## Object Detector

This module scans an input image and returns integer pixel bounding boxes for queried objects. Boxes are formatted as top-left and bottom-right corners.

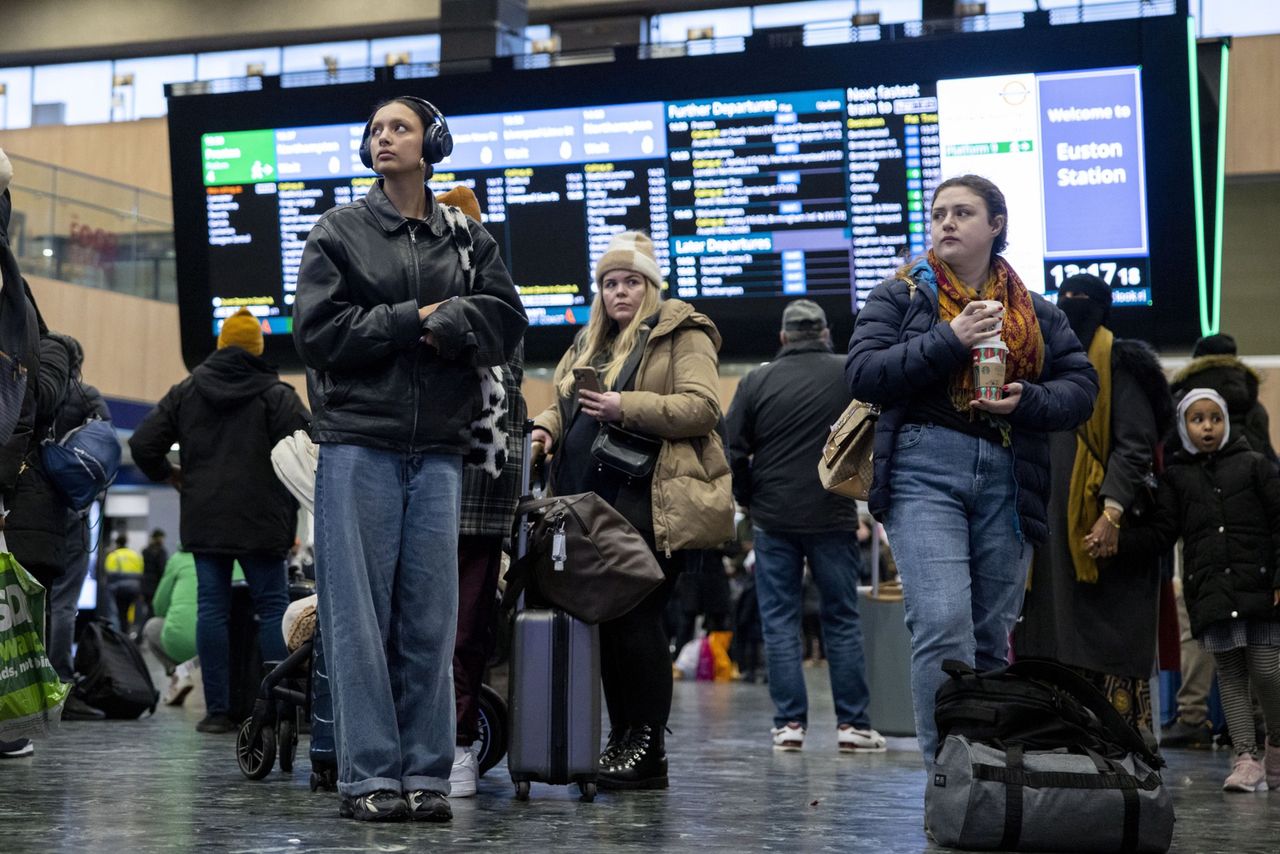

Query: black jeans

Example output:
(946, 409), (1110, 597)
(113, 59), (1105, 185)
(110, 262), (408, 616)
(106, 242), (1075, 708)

(600, 552), (678, 730)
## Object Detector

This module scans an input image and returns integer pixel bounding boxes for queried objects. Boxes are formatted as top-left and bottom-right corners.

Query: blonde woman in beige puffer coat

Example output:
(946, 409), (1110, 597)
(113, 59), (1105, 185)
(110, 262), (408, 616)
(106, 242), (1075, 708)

(532, 230), (733, 792)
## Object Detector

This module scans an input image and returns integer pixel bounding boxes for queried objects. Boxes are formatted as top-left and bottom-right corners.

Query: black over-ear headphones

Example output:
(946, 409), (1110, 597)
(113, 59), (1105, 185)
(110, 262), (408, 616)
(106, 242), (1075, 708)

(358, 96), (454, 170)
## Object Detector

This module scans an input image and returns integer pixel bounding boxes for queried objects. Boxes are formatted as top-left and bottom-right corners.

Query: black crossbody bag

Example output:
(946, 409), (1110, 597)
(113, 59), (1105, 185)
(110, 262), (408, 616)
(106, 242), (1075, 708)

(589, 326), (661, 480)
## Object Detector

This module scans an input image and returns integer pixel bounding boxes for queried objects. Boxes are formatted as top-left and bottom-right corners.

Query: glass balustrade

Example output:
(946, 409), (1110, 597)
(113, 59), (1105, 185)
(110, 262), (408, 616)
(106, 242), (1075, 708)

(5, 153), (176, 302)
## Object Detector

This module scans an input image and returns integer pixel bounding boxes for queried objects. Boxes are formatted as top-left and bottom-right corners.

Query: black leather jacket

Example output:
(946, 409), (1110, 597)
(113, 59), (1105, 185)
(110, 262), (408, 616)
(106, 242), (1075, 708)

(293, 181), (526, 454)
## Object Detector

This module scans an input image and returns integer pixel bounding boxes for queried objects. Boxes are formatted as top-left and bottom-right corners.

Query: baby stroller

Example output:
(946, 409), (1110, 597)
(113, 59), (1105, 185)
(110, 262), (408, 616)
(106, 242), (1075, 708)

(233, 587), (336, 789)
(234, 631), (321, 785)
(234, 616), (510, 789)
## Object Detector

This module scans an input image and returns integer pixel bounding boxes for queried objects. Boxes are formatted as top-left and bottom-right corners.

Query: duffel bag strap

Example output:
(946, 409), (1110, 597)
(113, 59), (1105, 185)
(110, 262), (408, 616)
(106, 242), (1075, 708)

(941, 659), (975, 678)
(1005, 658), (1159, 766)
(999, 744), (1025, 851)
(1083, 748), (1142, 854)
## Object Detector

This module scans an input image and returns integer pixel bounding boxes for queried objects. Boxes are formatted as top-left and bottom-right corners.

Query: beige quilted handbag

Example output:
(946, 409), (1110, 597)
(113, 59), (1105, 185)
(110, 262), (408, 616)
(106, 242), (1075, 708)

(817, 398), (880, 501)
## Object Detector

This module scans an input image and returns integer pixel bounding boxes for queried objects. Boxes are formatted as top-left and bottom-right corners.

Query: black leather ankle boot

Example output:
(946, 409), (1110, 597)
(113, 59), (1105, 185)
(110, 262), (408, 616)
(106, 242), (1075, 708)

(599, 727), (630, 769)
(598, 724), (668, 790)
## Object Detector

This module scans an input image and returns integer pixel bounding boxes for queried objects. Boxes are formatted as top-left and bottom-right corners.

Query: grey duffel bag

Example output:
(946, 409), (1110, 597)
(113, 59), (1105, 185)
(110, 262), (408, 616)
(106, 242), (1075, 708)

(927, 736), (1174, 853)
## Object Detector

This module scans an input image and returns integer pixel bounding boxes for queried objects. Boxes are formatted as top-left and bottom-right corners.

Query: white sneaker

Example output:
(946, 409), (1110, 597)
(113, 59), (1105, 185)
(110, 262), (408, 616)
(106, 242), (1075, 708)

(163, 660), (196, 706)
(448, 744), (479, 798)
(838, 724), (887, 753)
(771, 722), (806, 751)
(0, 738), (34, 758)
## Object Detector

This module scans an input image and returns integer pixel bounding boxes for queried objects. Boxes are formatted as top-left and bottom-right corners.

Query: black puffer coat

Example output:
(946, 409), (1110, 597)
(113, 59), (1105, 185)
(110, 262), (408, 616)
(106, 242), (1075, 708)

(0, 191), (41, 497)
(129, 347), (309, 557)
(1120, 437), (1280, 636)
(3, 333), (80, 582)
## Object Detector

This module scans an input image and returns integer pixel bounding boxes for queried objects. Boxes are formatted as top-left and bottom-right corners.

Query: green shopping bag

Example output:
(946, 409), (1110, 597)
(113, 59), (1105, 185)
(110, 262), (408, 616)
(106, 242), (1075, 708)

(0, 550), (69, 738)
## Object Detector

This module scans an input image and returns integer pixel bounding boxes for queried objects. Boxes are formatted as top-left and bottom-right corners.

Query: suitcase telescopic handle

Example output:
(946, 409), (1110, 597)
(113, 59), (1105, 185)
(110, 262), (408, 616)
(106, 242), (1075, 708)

(514, 419), (538, 612)
(517, 419), (535, 561)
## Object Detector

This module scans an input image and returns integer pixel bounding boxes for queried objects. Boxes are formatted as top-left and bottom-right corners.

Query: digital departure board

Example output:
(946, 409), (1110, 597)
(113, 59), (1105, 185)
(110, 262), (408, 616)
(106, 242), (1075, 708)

(168, 14), (1202, 365)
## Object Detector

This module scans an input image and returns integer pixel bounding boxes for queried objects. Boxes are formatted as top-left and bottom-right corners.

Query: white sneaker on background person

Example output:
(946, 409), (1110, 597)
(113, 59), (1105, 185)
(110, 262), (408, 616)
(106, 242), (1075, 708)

(164, 659), (198, 706)
(771, 722), (806, 751)
(837, 724), (887, 753)
(0, 738), (34, 758)
(448, 743), (479, 797)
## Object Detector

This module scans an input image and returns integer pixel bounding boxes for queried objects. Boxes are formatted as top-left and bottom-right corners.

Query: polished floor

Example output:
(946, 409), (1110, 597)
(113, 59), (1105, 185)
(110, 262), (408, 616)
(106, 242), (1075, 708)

(2, 661), (1279, 853)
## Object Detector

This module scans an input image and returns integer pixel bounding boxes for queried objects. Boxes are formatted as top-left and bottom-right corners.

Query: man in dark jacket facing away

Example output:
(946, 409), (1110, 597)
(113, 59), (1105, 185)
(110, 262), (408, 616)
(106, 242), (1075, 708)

(141, 528), (169, 616)
(130, 308), (309, 733)
(726, 300), (885, 754)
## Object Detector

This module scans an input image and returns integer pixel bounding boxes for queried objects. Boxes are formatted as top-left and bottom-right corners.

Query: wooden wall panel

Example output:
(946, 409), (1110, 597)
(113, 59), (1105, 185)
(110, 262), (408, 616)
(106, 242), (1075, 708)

(1225, 35), (1280, 177)
(0, 119), (173, 197)
(26, 274), (187, 403)
(1218, 180), (1280, 356)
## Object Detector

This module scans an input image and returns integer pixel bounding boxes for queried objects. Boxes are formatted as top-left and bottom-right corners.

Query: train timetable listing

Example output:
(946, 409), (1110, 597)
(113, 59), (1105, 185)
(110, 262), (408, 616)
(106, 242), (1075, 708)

(431, 159), (668, 327)
(665, 90), (849, 300)
(846, 82), (940, 305)
(205, 177), (367, 325)
(204, 183), (284, 327)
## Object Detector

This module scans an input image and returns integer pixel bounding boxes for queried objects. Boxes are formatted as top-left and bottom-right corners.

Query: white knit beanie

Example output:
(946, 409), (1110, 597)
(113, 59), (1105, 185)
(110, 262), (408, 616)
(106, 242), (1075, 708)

(0, 147), (12, 195)
(594, 231), (662, 290)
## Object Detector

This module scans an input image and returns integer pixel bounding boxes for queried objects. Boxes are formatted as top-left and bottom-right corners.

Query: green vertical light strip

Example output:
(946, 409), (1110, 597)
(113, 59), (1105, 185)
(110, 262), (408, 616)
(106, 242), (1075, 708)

(1209, 42), (1229, 337)
(1186, 16), (1210, 337)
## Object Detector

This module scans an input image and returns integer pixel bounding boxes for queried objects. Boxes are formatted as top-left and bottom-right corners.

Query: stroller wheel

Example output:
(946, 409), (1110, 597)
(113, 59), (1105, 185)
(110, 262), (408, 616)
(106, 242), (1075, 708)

(579, 781), (597, 802)
(279, 709), (299, 773)
(236, 717), (277, 780)
(476, 683), (508, 777)
(310, 765), (338, 792)
(514, 780), (530, 801)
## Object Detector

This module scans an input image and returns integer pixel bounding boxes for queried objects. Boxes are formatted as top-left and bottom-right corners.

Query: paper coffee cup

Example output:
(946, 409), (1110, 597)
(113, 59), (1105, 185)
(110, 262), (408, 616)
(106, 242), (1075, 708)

(976, 299), (1004, 334)
(972, 340), (1008, 399)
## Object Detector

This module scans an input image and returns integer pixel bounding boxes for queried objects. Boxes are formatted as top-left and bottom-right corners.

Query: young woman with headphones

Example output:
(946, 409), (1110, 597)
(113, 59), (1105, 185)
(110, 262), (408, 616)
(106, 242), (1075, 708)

(293, 96), (527, 823)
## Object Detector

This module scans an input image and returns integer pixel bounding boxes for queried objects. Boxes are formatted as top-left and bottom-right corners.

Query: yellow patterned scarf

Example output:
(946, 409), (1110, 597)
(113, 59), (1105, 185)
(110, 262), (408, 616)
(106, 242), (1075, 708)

(931, 251), (1045, 413)
(1067, 326), (1113, 583)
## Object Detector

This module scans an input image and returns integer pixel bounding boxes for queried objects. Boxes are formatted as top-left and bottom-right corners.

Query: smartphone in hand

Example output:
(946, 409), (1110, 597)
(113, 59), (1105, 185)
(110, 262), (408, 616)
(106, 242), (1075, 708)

(573, 366), (603, 394)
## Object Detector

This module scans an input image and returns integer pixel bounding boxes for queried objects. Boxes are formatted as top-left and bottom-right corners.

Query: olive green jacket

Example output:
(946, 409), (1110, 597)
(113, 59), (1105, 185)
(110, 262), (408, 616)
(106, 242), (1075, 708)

(536, 299), (734, 555)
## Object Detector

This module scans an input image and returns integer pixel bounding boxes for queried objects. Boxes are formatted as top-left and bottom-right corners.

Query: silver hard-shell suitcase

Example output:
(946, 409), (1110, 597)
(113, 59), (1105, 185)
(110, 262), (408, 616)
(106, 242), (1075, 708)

(507, 421), (601, 802)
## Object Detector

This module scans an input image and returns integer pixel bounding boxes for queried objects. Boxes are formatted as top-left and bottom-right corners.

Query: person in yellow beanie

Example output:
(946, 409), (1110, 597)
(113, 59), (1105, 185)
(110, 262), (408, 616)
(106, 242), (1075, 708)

(217, 307), (265, 356)
(130, 302), (308, 735)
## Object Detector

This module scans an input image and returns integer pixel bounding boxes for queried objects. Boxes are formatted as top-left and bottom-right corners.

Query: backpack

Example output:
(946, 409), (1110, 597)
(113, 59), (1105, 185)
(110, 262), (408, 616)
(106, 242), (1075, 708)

(73, 620), (159, 719)
(926, 658), (1174, 853)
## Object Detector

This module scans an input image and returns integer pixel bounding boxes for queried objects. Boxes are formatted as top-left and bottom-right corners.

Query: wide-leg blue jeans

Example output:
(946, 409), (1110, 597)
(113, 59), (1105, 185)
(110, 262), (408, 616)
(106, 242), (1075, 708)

(314, 443), (461, 798)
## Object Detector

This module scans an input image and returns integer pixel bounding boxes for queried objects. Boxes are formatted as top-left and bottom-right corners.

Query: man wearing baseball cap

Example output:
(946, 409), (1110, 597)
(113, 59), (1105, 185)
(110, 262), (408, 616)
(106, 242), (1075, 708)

(726, 299), (885, 754)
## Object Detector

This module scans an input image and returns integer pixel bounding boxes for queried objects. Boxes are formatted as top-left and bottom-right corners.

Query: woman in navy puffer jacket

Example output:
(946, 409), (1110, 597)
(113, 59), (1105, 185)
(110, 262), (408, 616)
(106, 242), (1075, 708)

(846, 175), (1098, 767)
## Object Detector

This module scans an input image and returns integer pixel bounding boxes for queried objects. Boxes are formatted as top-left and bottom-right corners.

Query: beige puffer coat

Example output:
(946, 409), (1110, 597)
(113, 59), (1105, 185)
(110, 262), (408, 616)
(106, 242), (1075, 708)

(535, 299), (734, 555)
